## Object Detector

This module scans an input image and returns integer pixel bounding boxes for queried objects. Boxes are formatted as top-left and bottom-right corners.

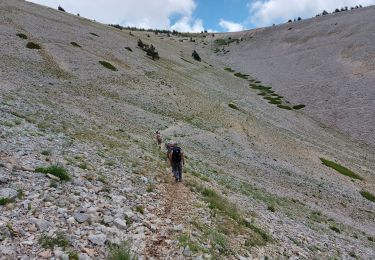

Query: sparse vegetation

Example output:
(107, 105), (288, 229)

(125, 47), (132, 52)
(90, 32), (99, 37)
(228, 102), (239, 110)
(224, 67), (235, 72)
(201, 188), (240, 221)
(39, 232), (69, 249)
(329, 225), (340, 233)
(360, 191), (375, 202)
(293, 104), (306, 110)
(26, 42), (41, 49)
(70, 42), (81, 47)
(0, 197), (12, 206)
(35, 164), (70, 181)
(99, 61), (117, 71)
(277, 104), (292, 110)
(16, 33), (28, 39)
(234, 72), (249, 79)
(135, 205), (144, 214)
(320, 158), (362, 180)
(41, 150), (51, 156)
(108, 241), (134, 260)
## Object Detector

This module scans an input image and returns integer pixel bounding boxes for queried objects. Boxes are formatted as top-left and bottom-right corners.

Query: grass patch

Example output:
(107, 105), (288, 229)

(228, 102), (239, 110)
(78, 162), (88, 170)
(277, 104), (292, 110)
(16, 33), (28, 39)
(234, 72), (249, 79)
(224, 67), (235, 72)
(35, 164), (70, 181)
(70, 42), (81, 47)
(108, 241), (133, 260)
(201, 188), (240, 221)
(90, 32), (99, 37)
(135, 205), (144, 214)
(360, 191), (375, 202)
(146, 185), (154, 193)
(320, 158), (362, 180)
(99, 61), (117, 71)
(41, 150), (51, 156)
(293, 104), (306, 110)
(329, 226), (340, 233)
(0, 197), (13, 206)
(26, 42), (41, 49)
(39, 232), (69, 250)
(267, 205), (276, 212)
(178, 234), (206, 253)
(268, 99), (282, 105)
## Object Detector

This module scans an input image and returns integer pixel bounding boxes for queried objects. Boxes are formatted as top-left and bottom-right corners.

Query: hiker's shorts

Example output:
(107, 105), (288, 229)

(172, 162), (182, 180)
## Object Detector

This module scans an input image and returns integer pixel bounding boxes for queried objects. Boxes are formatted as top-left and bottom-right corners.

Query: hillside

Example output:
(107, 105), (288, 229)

(0, 0), (374, 259)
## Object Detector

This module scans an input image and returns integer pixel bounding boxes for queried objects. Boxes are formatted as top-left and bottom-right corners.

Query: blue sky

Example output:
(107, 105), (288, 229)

(28, 0), (375, 32)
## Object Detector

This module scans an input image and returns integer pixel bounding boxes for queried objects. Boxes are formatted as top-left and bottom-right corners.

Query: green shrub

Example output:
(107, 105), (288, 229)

(108, 241), (133, 260)
(26, 42), (41, 49)
(70, 42), (81, 47)
(228, 102), (239, 110)
(268, 99), (282, 105)
(267, 205), (276, 212)
(90, 32), (99, 37)
(277, 105), (292, 110)
(329, 226), (340, 233)
(293, 104), (306, 110)
(35, 164), (70, 181)
(0, 197), (12, 206)
(234, 72), (248, 79)
(99, 61), (117, 71)
(224, 68), (235, 72)
(320, 158), (362, 180)
(360, 191), (375, 202)
(16, 33), (28, 39)
(39, 232), (69, 249)
(41, 150), (51, 156)
(192, 50), (201, 61)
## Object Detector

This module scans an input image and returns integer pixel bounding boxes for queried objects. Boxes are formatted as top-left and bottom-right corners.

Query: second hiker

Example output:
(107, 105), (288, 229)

(168, 142), (185, 182)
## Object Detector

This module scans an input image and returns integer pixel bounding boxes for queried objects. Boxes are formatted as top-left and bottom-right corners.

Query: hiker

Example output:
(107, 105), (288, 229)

(168, 143), (185, 182)
(155, 131), (162, 147)
(165, 140), (175, 166)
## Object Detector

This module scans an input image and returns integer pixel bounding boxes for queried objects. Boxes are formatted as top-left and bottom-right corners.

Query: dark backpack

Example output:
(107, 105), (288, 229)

(171, 147), (182, 163)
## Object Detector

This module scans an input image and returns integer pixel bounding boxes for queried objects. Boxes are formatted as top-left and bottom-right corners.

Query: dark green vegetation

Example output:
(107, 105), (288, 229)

(360, 191), (375, 202)
(90, 32), (99, 37)
(214, 37), (239, 46)
(26, 42), (41, 49)
(0, 197), (12, 206)
(202, 188), (240, 221)
(293, 104), (306, 110)
(125, 47), (132, 52)
(16, 33), (28, 39)
(329, 226), (341, 233)
(41, 150), (51, 156)
(277, 104), (292, 110)
(39, 232), (69, 249)
(228, 102), (239, 110)
(137, 39), (159, 60)
(108, 241), (133, 260)
(234, 72), (249, 79)
(35, 164), (70, 181)
(99, 61), (118, 71)
(224, 67), (235, 72)
(70, 42), (81, 47)
(320, 158), (363, 180)
(192, 50), (201, 61)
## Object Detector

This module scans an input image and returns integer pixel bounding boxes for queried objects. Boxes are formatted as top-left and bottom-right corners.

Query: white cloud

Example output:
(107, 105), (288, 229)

(219, 19), (245, 32)
(27, 0), (203, 31)
(171, 16), (204, 32)
(248, 0), (375, 27)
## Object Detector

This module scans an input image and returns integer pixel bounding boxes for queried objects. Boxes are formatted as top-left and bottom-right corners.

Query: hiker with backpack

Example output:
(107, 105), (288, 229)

(168, 142), (185, 182)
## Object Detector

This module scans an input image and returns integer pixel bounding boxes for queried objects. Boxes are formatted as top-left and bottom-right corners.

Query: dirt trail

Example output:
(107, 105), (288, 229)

(144, 168), (195, 259)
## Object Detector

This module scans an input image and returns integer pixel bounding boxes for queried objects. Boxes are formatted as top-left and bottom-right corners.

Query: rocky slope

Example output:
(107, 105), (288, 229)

(1, 0), (374, 259)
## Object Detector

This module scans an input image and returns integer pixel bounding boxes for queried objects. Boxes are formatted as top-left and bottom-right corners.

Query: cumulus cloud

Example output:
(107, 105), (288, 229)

(248, 0), (375, 27)
(219, 19), (245, 32)
(27, 0), (203, 31)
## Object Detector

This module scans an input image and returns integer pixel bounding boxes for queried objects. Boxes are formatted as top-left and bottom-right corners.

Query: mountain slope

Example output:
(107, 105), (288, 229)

(0, 0), (374, 259)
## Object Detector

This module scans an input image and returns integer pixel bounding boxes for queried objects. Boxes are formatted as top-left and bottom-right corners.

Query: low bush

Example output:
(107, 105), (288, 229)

(58, 6), (66, 12)
(16, 33), (28, 39)
(108, 241), (133, 260)
(26, 42), (41, 49)
(234, 72), (248, 79)
(320, 158), (362, 180)
(360, 191), (375, 202)
(224, 68), (235, 72)
(293, 104), (306, 110)
(35, 164), (70, 181)
(90, 32), (99, 37)
(277, 105), (292, 110)
(192, 50), (201, 61)
(329, 226), (340, 233)
(228, 102), (239, 110)
(99, 61), (117, 71)
(125, 47), (132, 52)
(70, 42), (81, 47)
(39, 232), (69, 249)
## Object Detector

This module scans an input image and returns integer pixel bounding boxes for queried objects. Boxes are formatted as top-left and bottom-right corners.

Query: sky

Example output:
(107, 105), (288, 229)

(27, 0), (375, 32)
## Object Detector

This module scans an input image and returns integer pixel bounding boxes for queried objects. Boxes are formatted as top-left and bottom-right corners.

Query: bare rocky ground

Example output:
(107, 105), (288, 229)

(0, 0), (375, 259)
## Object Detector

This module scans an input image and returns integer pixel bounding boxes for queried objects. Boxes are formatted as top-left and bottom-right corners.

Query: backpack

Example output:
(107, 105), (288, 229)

(171, 147), (182, 163)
